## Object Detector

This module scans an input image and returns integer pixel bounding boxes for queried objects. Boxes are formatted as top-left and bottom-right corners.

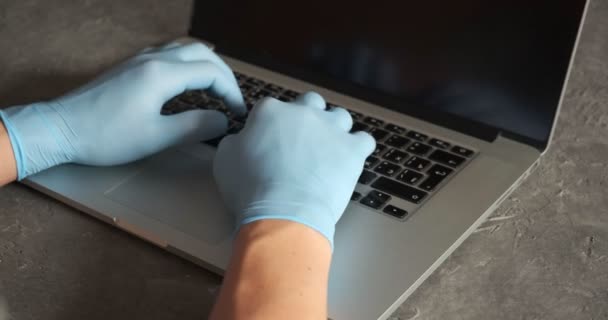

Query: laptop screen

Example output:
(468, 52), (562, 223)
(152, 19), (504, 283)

(190, 0), (587, 149)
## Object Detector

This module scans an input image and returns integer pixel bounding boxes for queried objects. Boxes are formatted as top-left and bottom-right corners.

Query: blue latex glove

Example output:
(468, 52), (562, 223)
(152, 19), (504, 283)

(0, 42), (246, 180)
(213, 93), (376, 246)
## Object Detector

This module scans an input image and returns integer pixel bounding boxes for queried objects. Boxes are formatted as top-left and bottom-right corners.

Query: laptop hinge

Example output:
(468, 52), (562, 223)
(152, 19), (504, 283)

(499, 130), (544, 151)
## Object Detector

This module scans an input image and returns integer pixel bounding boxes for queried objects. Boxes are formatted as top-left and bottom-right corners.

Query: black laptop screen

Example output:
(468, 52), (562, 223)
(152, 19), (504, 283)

(190, 0), (587, 148)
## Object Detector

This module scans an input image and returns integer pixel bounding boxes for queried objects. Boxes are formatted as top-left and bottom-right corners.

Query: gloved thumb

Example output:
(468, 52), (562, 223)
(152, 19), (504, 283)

(159, 109), (228, 146)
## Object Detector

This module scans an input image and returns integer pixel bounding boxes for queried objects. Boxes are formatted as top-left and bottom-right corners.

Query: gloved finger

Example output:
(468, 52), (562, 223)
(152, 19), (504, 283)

(294, 91), (326, 110)
(158, 60), (246, 115)
(245, 96), (278, 126)
(160, 41), (183, 50)
(326, 107), (353, 132)
(159, 109), (228, 146)
(212, 134), (241, 212)
(139, 42), (182, 54)
(161, 43), (239, 87)
(166, 42), (225, 64)
(139, 46), (156, 54)
(216, 133), (238, 152)
(350, 131), (377, 157)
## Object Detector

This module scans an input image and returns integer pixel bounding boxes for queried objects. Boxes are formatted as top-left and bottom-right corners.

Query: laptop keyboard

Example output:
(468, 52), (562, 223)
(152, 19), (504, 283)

(162, 72), (477, 221)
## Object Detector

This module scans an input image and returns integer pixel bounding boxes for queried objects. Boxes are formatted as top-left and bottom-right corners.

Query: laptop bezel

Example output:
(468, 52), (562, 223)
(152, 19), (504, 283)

(187, 1), (588, 152)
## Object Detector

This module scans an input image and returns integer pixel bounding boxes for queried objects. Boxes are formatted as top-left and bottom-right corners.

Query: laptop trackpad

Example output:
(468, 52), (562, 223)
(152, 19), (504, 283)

(104, 148), (233, 245)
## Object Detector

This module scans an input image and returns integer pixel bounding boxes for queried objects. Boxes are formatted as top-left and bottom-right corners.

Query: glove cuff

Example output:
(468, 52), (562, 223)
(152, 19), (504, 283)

(236, 185), (339, 248)
(0, 103), (74, 179)
(0, 109), (27, 180)
(240, 215), (335, 249)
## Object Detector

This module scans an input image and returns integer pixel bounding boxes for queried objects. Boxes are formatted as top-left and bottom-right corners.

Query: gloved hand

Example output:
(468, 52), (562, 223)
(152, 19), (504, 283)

(213, 92), (376, 247)
(0, 42), (245, 180)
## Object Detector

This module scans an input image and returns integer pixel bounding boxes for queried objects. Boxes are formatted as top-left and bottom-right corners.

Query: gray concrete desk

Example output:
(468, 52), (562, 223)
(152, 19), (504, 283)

(0, 1), (607, 319)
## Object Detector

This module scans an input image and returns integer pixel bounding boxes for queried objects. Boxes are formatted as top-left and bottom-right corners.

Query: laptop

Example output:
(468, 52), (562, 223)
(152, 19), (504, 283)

(22, 1), (589, 319)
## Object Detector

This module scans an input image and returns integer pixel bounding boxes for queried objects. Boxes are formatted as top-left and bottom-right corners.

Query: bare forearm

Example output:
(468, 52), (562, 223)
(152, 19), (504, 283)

(0, 120), (17, 186)
(210, 220), (332, 320)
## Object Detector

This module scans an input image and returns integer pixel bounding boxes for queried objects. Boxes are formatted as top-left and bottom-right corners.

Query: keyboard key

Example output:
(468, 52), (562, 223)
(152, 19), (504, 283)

(283, 89), (299, 99)
(383, 205), (408, 218)
(360, 194), (383, 209)
(427, 164), (453, 177)
(369, 128), (389, 141)
(250, 89), (272, 100)
(269, 92), (283, 99)
(364, 116), (384, 127)
(245, 97), (256, 109)
(178, 90), (204, 105)
(207, 97), (227, 111)
(227, 121), (244, 134)
(383, 149), (408, 163)
(451, 145), (475, 157)
(160, 105), (176, 115)
(404, 156), (431, 171)
(165, 100), (194, 114)
(247, 92), (264, 101)
(278, 94), (292, 102)
(374, 161), (402, 177)
(396, 169), (424, 185)
(385, 135), (410, 148)
(406, 142), (432, 155)
(232, 113), (248, 123)
(419, 164), (453, 191)
(197, 92), (211, 104)
(351, 192), (362, 201)
(244, 91), (257, 99)
(351, 122), (369, 133)
(373, 144), (387, 156)
(358, 170), (377, 185)
(238, 75), (248, 81)
(419, 178), (443, 192)
(248, 78), (265, 86)
(240, 82), (255, 92)
(264, 83), (283, 93)
(234, 72), (246, 82)
(365, 156), (379, 169)
(213, 102), (228, 112)
(360, 190), (391, 209)
(429, 150), (466, 168)
(385, 124), (406, 135)
(371, 177), (428, 204)
(347, 109), (364, 119)
(428, 138), (451, 149)
(368, 190), (391, 203)
(278, 90), (298, 102)
(406, 131), (428, 141)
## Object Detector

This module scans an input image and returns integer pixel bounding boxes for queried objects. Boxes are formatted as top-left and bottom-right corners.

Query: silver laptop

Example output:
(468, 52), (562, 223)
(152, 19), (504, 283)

(22, 1), (589, 319)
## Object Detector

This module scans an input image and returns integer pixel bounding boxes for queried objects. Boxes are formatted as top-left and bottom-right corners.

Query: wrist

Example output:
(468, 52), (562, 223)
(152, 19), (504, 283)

(237, 219), (333, 253)
(211, 220), (331, 319)
(0, 119), (18, 184)
(234, 220), (333, 290)
(238, 184), (339, 246)
(0, 102), (74, 179)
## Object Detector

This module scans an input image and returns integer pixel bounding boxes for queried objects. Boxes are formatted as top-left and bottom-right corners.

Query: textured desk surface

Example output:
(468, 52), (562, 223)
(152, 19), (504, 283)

(0, 1), (607, 319)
